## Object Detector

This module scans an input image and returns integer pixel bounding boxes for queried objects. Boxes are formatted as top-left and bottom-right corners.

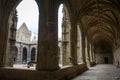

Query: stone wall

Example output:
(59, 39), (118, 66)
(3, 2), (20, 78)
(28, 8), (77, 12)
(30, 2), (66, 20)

(15, 42), (37, 63)
(95, 53), (113, 64)
(0, 63), (88, 80)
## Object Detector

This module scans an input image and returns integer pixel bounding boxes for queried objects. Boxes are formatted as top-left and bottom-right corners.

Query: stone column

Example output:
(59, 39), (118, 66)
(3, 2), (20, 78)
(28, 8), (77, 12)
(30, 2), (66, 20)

(5, 10), (18, 67)
(85, 37), (90, 66)
(0, 0), (22, 67)
(87, 41), (91, 64)
(82, 36), (86, 63)
(77, 27), (82, 63)
(91, 45), (94, 62)
(85, 37), (88, 63)
(62, 6), (71, 66)
(89, 44), (93, 62)
(36, 0), (59, 70)
(0, 13), (10, 67)
(5, 41), (16, 67)
(93, 48), (96, 62)
(70, 22), (78, 65)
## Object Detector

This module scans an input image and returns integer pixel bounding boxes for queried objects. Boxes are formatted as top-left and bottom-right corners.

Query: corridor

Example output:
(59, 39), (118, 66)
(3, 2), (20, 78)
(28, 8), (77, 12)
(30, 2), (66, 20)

(72, 64), (120, 80)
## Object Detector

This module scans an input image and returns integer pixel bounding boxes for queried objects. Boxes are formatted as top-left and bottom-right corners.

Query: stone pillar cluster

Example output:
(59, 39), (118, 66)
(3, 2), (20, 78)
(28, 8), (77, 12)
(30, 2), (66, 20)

(5, 10), (18, 67)
(62, 6), (71, 66)
(77, 26), (83, 63)
(36, 0), (59, 70)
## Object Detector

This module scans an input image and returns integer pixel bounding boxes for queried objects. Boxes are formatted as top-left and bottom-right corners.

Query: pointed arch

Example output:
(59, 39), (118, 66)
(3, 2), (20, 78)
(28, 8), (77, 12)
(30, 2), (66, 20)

(5, 0), (39, 68)
(22, 47), (27, 63)
(31, 47), (36, 61)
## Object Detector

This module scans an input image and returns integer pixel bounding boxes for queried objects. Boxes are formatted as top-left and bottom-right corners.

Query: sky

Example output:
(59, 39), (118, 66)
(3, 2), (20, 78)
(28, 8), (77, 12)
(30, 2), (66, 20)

(16, 0), (63, 38)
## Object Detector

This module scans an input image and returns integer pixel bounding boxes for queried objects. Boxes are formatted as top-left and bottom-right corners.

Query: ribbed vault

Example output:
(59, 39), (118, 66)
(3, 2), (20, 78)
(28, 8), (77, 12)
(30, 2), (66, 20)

(65, 0), (120, 48)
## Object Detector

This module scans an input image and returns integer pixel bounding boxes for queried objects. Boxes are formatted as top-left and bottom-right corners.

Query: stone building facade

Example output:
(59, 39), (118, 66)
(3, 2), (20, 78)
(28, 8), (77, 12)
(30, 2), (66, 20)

(5, 10), (38, 66)
(14, 23), (38, 64)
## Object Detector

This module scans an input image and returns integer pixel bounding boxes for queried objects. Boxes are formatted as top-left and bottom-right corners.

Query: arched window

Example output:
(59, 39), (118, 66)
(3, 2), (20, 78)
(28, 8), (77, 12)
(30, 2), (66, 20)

(31, 47), (36, 61)
(22, 47), (27, 63)
(6, 0), (39, 69)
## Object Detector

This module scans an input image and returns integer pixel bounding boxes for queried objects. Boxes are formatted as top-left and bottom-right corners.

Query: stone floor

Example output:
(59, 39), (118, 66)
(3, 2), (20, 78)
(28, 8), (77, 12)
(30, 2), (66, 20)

(72, 64), (120, 80)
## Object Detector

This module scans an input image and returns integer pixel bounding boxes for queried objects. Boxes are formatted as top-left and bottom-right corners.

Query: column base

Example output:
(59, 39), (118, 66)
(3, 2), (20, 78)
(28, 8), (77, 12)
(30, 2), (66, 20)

(90, 62), (96, 67)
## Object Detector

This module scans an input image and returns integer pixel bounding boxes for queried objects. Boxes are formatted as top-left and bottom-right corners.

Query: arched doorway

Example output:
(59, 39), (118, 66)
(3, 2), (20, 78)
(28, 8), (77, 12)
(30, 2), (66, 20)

(22, 47), (27, 63)
(31, 47), (36, 61)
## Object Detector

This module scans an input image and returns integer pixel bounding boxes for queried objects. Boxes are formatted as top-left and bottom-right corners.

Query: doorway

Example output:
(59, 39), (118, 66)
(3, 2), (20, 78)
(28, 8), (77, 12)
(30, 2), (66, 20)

(104, 57), (109, 64)
(31, 47), (36, 61)
(23, 47), (27, 63)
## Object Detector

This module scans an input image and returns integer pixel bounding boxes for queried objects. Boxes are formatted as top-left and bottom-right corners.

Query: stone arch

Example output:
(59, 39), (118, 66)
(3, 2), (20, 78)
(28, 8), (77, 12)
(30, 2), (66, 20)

(5, 0), (39, 66)
(57, 1), (72, 20)
(31, 47), (36, 61)
(22, 47), (27, 63)
(10, 0), (39, 14)
(58, 4), (72, 66)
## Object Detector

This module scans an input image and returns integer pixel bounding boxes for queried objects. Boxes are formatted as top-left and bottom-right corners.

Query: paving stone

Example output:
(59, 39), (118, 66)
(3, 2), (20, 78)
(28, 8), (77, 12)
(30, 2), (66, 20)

(72, 64), (120, 80)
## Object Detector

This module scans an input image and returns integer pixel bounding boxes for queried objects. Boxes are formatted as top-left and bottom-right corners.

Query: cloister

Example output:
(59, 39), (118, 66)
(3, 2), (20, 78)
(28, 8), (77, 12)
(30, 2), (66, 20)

(0, 0), (120, 80)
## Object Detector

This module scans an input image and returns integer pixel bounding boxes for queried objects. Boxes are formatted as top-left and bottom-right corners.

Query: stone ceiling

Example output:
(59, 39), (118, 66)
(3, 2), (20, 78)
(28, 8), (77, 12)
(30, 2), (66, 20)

(66, 0), (120, 47)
